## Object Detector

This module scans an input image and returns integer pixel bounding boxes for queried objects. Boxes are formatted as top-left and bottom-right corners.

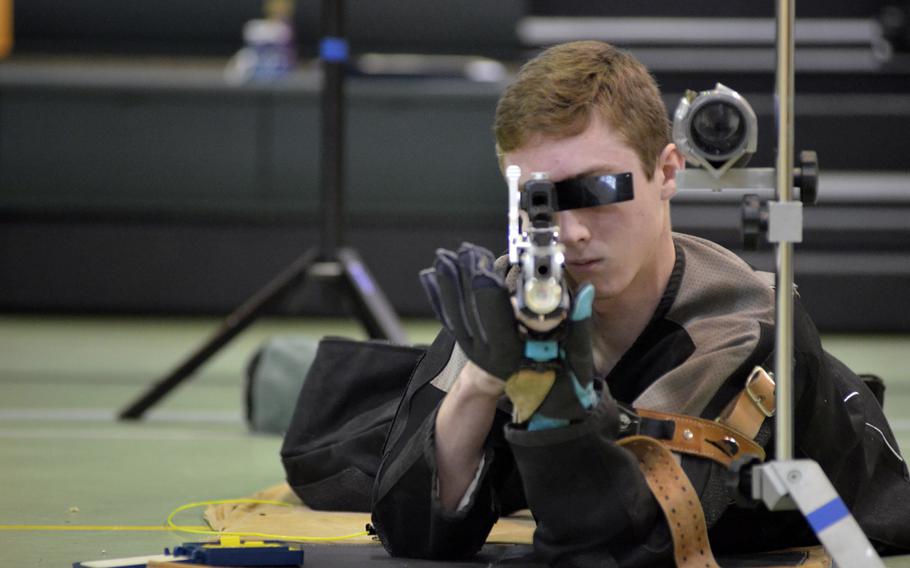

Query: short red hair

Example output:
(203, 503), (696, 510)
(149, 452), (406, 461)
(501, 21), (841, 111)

(494, 41), (670, 179)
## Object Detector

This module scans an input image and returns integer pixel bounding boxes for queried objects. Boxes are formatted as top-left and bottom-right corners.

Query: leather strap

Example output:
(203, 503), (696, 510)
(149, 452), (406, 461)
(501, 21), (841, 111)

(620, 435), (720, 568)
(635, 408), (766, 467)
(624, 366), (775, 468)
(622, 436), (834, 568)
(718, 366), (776, 439)
(620, 369), (832, 568)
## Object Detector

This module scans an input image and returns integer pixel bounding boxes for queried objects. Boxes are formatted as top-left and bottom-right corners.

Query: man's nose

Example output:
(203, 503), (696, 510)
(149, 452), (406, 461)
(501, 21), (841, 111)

(557, 210), (590, 245)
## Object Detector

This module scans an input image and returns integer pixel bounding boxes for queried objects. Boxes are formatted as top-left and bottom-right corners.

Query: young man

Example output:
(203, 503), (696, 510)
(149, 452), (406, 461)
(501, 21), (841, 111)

(370, 41), (910, 566)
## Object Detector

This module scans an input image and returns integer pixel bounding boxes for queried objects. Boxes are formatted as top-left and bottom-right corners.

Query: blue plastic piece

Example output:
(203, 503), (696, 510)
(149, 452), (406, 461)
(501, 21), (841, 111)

(171, 541), (304, 567)
(525, 340), (558, 362)
(570, 283), (595, 321)
(806, 497), (850, 534)
(320, 37), (348, 62)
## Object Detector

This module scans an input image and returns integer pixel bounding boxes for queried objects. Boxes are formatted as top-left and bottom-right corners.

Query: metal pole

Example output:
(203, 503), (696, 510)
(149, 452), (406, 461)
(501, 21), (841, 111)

(320, 0), (345, 260)
(774, 0), (796, 461)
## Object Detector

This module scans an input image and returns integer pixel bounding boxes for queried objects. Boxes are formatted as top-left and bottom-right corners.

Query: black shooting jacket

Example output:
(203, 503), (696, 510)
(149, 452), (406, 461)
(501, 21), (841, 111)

(370, 233), (910, 567)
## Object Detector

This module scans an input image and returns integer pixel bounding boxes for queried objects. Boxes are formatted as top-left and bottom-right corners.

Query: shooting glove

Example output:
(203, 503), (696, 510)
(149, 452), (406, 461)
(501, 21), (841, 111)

(420, 243), (524, 382)
(420, 243), (600, 429)
(517, 283), (599, 431)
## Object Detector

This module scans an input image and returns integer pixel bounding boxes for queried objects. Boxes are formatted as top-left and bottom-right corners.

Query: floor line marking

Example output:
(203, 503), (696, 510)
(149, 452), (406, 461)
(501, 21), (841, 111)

(0, 408), (243, 423)
(0, 524), (207, 532)
(0, 428), (260, 441)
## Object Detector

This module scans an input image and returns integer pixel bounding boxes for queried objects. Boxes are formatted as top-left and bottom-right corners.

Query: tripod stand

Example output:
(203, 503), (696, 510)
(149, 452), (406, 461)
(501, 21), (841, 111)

(119, 0), (407, 420)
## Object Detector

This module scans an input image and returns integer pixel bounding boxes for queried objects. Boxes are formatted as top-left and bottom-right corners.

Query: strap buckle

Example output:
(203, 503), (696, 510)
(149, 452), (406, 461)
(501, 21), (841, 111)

(618, 404), (679, 442)
(745, 366), (775, 418)
(617, 403), (642, 437)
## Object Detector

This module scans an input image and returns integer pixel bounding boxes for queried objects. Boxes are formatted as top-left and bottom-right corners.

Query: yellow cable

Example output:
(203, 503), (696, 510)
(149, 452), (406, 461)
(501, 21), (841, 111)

(166, 498), (371, 542)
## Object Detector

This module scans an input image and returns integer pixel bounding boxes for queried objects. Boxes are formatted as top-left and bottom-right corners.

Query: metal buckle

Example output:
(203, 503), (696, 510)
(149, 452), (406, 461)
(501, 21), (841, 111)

(745, 367), (775, 418)
(616, 404), (641, 437)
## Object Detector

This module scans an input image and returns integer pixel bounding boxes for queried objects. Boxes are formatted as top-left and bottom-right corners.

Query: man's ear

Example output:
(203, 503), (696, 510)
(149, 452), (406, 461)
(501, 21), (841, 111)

(656, 143), (685, 201)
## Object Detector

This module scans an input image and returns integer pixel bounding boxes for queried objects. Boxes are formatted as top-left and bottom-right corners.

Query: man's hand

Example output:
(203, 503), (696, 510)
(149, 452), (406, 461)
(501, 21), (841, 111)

(516, 283), (599, 430)
(420, 243), (600, 429)
(422, 243), (522, 510)
(420, 243), (524, 384)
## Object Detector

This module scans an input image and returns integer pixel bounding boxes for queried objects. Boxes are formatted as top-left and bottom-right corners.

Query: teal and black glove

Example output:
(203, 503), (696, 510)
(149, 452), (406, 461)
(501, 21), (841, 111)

(513, 283), (598, 430)
(420, 242), (600, 430)
(420, 243), (523, 381)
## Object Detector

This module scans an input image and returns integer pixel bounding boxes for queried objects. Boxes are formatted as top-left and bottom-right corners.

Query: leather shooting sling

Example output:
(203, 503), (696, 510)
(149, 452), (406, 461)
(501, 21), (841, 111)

(615, 367), (829, 568)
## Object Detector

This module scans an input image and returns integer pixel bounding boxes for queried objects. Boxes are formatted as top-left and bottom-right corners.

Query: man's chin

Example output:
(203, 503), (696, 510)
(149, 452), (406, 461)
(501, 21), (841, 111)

(591, 283), (624, 307)
(567, 269), (623, 302)
(566, 268), (602, 291)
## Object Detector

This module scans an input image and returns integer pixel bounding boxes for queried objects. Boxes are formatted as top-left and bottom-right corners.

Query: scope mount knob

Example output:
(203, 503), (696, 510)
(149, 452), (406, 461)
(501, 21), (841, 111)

(794, 150), (819, 205)
(741, 194), (769, 251)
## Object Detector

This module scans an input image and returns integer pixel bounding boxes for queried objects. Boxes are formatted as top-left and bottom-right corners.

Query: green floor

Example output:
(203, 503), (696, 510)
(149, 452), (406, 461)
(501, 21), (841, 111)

(1, 315), (909, 566)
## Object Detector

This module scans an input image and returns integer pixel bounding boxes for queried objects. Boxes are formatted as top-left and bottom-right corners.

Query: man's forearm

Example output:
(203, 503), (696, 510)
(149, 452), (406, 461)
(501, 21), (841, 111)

(434, 361), (503, 512)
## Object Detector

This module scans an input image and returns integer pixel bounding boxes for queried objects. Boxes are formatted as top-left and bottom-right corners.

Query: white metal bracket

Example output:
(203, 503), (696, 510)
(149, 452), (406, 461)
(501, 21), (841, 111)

(752, 460), (884, 567)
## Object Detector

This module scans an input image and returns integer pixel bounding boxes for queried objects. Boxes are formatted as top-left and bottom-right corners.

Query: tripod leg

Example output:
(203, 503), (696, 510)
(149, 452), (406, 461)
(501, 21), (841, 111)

(118, 248), (321, 420)
(338, 247), (409, 345)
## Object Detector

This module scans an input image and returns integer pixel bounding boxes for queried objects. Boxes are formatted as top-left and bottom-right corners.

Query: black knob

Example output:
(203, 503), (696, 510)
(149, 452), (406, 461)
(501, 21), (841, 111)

(725, 454), (763, 508)
(794, 150), (819, 205)
(741, 194), (768, 250)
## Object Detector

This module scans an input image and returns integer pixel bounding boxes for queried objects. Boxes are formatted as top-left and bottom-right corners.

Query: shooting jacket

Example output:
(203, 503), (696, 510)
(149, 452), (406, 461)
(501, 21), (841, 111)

(370, 233), (910, 567)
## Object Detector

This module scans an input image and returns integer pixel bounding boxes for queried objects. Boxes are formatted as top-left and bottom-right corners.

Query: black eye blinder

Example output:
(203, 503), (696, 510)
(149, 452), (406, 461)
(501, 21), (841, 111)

(553, 172), (635, 211)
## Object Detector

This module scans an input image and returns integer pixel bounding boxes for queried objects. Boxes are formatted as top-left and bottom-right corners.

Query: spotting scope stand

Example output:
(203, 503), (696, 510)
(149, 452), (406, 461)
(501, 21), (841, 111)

(119, 0), (408, 421)
(679, 147), (886, 568)
(677, 1), (885, 565)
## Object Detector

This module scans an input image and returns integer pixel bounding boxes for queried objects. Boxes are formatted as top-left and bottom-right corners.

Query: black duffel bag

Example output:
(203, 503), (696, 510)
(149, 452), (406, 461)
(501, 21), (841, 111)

(280, 336), (426, 512)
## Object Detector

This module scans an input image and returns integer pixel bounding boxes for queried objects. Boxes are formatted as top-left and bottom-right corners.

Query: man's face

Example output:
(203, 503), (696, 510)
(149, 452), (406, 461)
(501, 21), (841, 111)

(503, 116), (677, 310)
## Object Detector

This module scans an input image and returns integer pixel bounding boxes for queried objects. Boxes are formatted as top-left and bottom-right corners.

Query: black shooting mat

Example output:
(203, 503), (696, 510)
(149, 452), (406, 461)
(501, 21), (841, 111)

(296, 544), (539, 567)
(198, 543), (904, 566)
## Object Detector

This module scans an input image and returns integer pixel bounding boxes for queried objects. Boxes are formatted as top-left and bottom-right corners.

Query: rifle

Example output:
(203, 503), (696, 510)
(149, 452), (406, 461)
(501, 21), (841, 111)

(506, 165), (569, 337)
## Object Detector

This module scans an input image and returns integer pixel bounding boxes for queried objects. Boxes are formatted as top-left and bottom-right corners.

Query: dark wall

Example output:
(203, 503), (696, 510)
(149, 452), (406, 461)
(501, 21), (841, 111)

(1, 64), (909, 331)
(14, 0), (525, 58)
(529, 0), (891, 18)
(2, 3), (910, 331)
